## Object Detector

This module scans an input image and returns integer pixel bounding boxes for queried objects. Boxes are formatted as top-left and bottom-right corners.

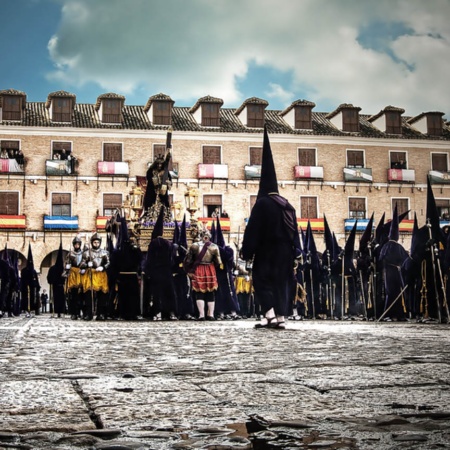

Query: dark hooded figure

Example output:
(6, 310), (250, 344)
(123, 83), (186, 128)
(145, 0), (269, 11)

(47, 242), (66, 317)
(21, 243), (40, 316)
(144, 206), (178, 320)
(214, 217), (241, 319)
(172, 215), (194, 319)
(0, 248), (10, 318)
(379, 206), (409, 321)
(241, 127), (301, 330)
(110, 217), (142, 320)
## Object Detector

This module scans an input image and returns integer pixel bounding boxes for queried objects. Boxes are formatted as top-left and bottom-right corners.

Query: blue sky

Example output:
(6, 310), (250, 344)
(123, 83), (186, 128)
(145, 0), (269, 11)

(1, 0), (449, 117)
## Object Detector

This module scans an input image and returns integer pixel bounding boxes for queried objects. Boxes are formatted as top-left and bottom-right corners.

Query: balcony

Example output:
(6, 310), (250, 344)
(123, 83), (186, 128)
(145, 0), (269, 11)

(0, 215), (26, 229)
(0, 159), (24, 174)
(343, 167), (373, 183)
(387, 169), (415, 183)
(428, 170), (450, 184)
(344, 218), (414, 233)
(44, 215), (79, 230)
(97, 161), (129, 176)
(244, 164), (261, 180)
(294, 166), (324, 180)
(45, 159), (76, 176)
(198, 164), (228, 179)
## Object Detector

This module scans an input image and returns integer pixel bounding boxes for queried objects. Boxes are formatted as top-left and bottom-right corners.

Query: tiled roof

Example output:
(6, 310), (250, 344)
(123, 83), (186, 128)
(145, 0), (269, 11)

(280, 100), (316, 116)
(326, 103), (362, 120)
(234, 97), (269, 115)
(45, 90), (76, 108)
(144, 93), (174, 112)
(95, 92), (126, 110)
(368, 105), (405, 122)
(0, 97), (449, 140)
(189, 95), (224, 114)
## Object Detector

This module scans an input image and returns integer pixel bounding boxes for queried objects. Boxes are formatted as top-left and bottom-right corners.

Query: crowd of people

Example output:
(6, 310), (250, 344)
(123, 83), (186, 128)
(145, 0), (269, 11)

(0, 147), (24, 167)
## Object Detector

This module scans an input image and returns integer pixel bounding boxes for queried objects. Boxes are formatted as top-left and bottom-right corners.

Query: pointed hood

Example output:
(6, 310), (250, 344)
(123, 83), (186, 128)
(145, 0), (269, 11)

(426, 175), (444, 245)
(54, 241), (65, 276)
(323, 215), (335, 264)
(173, 219), (180, 245)
(257, 126), (279, 199)
(27, 243), (34, 270)
(151, 206), (165, 240)
(388, 204), (399, 242)
(2, 243), (9, 263)
(345, 220), (358, 258)
(179, 214), (188, 249)
(359, 213), (374, 253)
(216, 217), (226, 248)
(210, 220), (217, 244)
(375, 212), (386, 245)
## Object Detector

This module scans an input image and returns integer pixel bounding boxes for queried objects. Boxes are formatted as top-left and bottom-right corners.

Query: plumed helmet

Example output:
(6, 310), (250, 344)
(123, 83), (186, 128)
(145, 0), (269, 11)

(200, 229), (211, 240)
(90, 232), (102, 245)
(72, 235), (82, 246)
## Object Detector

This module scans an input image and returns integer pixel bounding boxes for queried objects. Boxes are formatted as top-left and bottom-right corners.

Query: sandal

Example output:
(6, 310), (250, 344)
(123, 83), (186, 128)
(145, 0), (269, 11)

(254, 317), (277, 329)
(271, 321), (286, 330)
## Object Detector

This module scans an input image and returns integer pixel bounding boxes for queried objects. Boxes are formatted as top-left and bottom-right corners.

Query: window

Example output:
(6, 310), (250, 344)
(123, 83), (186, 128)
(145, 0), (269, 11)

(249, 147), (262, 165)
(386, 111), (402, 134)
(202, 104), (220, 127)
(392, 198), (409, 217)
(428, 114), (443, 136)
(390, 152), (407, 169)
(103, 194), (123, 216)
(343, 109), (359, 132)
(247, 105), (264, 128)
(436, 199), (450, 220)
(347, 150), (364, 168)
(153, 144), (166, 160)
(298, 148), (316, 166)
(295, 106), (312, 129)
(52, 193), (71, 216)
(2, 95), (21, 121)
(103, 99), (122, 124)
(1, 140), (20, 158)
(103, 143), (123, 162)
(203, 194), (222, 217)
(202, 146), (221, 164)
(153, 102), (171, 125)
(349, 198), (366, 219)
(52, 98), (72, 122)
(0, 191), (19, 215)
(432, 153), (448, 172)
(300, 197), (317, 219)
(52, 141), (72, 159)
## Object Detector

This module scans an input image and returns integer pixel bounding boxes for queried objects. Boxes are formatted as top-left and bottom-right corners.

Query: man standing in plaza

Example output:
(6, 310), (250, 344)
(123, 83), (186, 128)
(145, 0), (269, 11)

(241, 127), (301, 329)
(65, 235), (84, 319)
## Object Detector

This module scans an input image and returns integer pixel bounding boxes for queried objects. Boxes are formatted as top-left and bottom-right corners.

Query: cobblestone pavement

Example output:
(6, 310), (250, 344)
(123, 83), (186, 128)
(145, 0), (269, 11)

(1, 315), (450, 449)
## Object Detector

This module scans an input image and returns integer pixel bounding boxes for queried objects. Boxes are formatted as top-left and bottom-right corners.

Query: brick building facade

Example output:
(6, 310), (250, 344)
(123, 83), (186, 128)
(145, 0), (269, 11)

(1, 89), (449, 291)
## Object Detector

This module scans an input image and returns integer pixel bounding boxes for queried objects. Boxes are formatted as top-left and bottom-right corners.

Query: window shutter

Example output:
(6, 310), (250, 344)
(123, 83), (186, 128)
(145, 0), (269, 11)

(203, 146), (221, 164)
(249, 147), (262, 165)
(347, 150), (364, 167)
(299, 148), (316, 166)
(202, 104), (220, 127)
(103, 99), (122, 123)
(428, 114), (443, 136)
(153, 144), (166, 159)
(52, 193), (71, 205)
(300, 197), (317, 219)
(104, 143), (122, 162)
(203, 195), (222, 205)
(52, 141), (72, 152)
(432, 154), (448, 172)
(386, 111), (402, 134)
(2, 96), (22, 121)
(247, 105), (264, 128)
(0, 140), (19, 150)
(393, 198), (409, 216)
(343, 109), (359, 132)
(295, 107), (312, 129)
(53, 98), (72, 122)
(153, 102), (171, 125)
(0, 192), (19, 215)
(103, 194), (122, 209)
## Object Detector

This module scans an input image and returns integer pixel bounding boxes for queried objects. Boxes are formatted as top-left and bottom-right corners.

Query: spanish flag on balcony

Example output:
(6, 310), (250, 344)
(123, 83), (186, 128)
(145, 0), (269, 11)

(0, 215), (26, 229)
(297, 218), (324, 231)
(198, 217), (230, 231)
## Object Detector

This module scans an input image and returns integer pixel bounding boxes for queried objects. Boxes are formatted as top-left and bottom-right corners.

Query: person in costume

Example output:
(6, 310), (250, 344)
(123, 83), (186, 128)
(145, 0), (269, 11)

(241, 127), (301, 330)
(47, 242), (66, 317)
(184, 226), (223, 320)
(65, 235), (84, 319)
(80, 233), (110, 320)
(144, 206), (178, 320)
(20, 244), (40, 317)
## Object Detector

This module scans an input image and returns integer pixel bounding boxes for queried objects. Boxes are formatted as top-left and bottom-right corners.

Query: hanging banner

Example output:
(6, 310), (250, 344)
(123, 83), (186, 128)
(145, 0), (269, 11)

(44, 216), (79, 230)
(343, 167), (373, 182)
(388, 169), (415, 182)
(198, 164), (228, 179)
(0, 159), (24, 173)
(97, 161), (129, 175)
(297, 218), (324, 231)
(294, 166), (324, 179)
(0, 215), (26, 229)
(198, 217), (230, 231)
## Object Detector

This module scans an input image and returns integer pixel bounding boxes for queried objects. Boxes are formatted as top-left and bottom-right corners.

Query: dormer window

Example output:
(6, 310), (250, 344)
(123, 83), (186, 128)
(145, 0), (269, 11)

(0, 89), (26, 122)
(95, 93), (125, 124)
(235, 97), (268, 128)
(144, 94), (174, 126)
(52, 98), (73, 122)
(343, 109), (359, 132)
(428, 113), (443, 136)
(280, 100), (315, 130)
(385, 111), (402, 134)
(407, 111), (444, 137)
(189, 96), (223, 127)
(326, 104), (361, 132)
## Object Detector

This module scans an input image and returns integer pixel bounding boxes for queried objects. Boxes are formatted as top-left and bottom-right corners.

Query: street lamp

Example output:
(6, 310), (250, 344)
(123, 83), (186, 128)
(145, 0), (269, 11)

(184, 187), (199, 241)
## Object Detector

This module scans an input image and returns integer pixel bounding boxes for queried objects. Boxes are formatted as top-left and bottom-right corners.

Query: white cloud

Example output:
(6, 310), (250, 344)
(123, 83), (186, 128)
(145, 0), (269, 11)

(46, 0), (450, 116)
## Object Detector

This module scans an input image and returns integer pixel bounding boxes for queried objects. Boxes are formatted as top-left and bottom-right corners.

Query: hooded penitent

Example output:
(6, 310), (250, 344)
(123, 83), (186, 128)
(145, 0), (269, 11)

(257, 126), (279, 199)
(21, 243), (40, 313)
(47, 241), (66, 315)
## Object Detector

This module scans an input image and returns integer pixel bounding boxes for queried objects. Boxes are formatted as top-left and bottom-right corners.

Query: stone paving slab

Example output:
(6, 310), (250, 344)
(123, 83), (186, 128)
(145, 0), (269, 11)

(1, 316), (450, 449)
